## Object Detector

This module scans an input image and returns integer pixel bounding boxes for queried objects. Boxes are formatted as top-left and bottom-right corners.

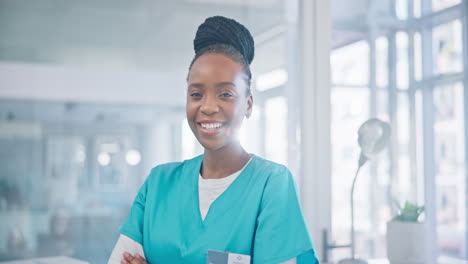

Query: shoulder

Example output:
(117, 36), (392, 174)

(151, 161), (184, 174)
(253, 155), (292, 182)
(146, 162), (182, 181)
(253, 157), (301, 215)
(249, 156), (296, 201)
(146, 155), (202, 183)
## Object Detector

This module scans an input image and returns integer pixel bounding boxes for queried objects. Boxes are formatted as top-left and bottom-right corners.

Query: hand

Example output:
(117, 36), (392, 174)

(121, 252), (148, 264)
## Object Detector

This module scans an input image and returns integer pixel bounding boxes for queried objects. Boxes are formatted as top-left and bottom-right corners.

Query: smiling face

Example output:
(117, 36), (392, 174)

(186, 53), (253, 151)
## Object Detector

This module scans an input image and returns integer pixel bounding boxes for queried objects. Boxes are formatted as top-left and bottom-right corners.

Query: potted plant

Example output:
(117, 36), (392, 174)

(386, 201), (427, 264)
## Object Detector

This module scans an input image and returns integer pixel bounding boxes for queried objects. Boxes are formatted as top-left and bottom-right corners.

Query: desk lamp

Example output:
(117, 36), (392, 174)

(338, 118), (391, 264)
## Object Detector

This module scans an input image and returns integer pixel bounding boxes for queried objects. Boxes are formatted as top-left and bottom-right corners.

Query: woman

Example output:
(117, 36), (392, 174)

(108, 16), (319, 264)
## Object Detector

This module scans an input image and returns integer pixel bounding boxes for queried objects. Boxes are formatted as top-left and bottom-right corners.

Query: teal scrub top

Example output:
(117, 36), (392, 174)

(120, 154), (319, 264)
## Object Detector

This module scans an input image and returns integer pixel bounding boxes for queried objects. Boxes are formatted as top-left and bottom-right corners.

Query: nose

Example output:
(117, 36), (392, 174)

(200, 95), (219, 115)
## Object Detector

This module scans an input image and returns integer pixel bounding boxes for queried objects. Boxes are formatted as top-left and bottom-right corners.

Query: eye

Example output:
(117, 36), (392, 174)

(220, 92), (233, 98)
(190, 92), (202, 98)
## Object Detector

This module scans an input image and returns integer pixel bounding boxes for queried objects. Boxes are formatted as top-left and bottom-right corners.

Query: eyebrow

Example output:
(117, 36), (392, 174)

(188, 82), (236, 89)
(188, 83), (204, 89)
(215, 82), (236, 88)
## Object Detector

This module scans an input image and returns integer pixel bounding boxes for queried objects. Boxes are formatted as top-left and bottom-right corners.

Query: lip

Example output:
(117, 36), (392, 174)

(197, 120), (225, 124)
(196, 120), (226, 136)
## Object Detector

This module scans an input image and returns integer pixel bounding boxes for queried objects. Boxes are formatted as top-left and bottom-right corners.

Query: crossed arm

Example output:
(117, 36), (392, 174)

(108, 235), (146, 264)
(107, 234), (297, 264)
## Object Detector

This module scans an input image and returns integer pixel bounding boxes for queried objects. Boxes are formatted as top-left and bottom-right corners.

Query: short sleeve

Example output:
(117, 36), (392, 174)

(119, 174), (150, 244)
(252, 166), (319, 264)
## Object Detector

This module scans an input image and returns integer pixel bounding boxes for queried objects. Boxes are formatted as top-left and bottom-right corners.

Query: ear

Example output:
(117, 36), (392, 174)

(245, 95), (253, 119)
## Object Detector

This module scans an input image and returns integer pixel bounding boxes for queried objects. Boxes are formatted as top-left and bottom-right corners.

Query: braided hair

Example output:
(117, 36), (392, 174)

(188, 16), (255, 95)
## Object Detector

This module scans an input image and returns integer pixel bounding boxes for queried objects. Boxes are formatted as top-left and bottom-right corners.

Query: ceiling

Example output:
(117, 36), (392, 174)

(0, 0), (391, 72)
(0, 0), (392, 124)
(0, 0), (286, 73)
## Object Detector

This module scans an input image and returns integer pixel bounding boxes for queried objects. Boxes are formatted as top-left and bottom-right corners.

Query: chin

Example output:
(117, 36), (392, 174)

(199, 138), (241, 153)
(199, 141), (225, 151)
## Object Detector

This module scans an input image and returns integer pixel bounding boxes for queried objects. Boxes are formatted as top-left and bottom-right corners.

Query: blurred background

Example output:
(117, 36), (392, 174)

(0, 0), (466, 263)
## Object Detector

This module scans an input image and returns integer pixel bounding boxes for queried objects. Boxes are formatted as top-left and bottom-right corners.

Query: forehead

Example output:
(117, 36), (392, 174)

(188, 53), (244, 83)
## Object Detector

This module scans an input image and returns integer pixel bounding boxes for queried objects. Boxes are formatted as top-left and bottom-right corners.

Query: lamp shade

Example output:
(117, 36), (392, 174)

(358, 118), (391, 161)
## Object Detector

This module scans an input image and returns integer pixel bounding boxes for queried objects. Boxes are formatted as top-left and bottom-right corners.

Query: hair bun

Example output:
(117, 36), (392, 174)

(194, 16), (255, 65)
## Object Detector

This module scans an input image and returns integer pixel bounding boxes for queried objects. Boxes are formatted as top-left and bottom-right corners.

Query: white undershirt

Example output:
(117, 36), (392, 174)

(198, 159), (248, 220)
(108, 158), (296, 264)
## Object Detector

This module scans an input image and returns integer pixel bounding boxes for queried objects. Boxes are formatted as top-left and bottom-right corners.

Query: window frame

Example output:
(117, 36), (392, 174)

(330, 0), (467, 260)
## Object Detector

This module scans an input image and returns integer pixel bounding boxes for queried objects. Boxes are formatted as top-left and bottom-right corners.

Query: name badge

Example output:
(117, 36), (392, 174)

(227, 252), (250, 264)
(207, 250), (251, 264)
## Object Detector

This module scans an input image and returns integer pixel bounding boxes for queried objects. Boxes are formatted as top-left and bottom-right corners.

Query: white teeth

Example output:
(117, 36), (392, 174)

(200, 123), (223, 130)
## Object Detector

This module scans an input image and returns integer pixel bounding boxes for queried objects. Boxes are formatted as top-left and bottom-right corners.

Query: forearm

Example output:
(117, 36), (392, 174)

(108, 234), (296, 264)
(108, 234), (145, 264)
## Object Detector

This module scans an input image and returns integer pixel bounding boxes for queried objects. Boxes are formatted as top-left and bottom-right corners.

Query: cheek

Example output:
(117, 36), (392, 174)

(186, 102), (197, 118)
(230, 105), (247, 124)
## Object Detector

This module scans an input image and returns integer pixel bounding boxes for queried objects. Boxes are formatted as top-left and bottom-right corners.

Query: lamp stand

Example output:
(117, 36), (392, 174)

(337, 154), (368, 264)
(337, 258), (368, 264)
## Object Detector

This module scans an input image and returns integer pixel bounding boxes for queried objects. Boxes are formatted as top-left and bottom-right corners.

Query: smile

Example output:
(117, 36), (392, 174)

(197, 121), (226, 136)
(199, 122), (224, 130)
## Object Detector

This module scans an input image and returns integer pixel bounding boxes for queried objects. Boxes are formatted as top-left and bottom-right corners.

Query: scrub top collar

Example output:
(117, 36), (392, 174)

(185, 154), (257, 227)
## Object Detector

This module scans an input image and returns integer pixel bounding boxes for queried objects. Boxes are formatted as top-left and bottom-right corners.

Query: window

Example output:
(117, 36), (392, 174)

(331, 41), (369, 86)
(331, 0), (466, 262)
(414, 32), (423, 81)
(395, 0), (408, 19)
(331, 87), (372, 259)
(376, 37), (389, 88)
(396, 32), (409, 90)
(265, 96), (287, 165)
(256, 69), (288, 92)
(433, 20), (463, 75)
(240, 105), (261, 155)
(432, 0), (461, 12)
(414, 0), (422, 17)
(433, 83), (466, 259)
(395, 92), (412, 201)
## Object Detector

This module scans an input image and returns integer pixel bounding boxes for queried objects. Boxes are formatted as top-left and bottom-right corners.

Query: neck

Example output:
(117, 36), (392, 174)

(201, 141), (251, 179)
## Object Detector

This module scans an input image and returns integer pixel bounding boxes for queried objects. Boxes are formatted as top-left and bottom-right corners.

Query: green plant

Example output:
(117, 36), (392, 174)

(392, 200), (425, 222)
